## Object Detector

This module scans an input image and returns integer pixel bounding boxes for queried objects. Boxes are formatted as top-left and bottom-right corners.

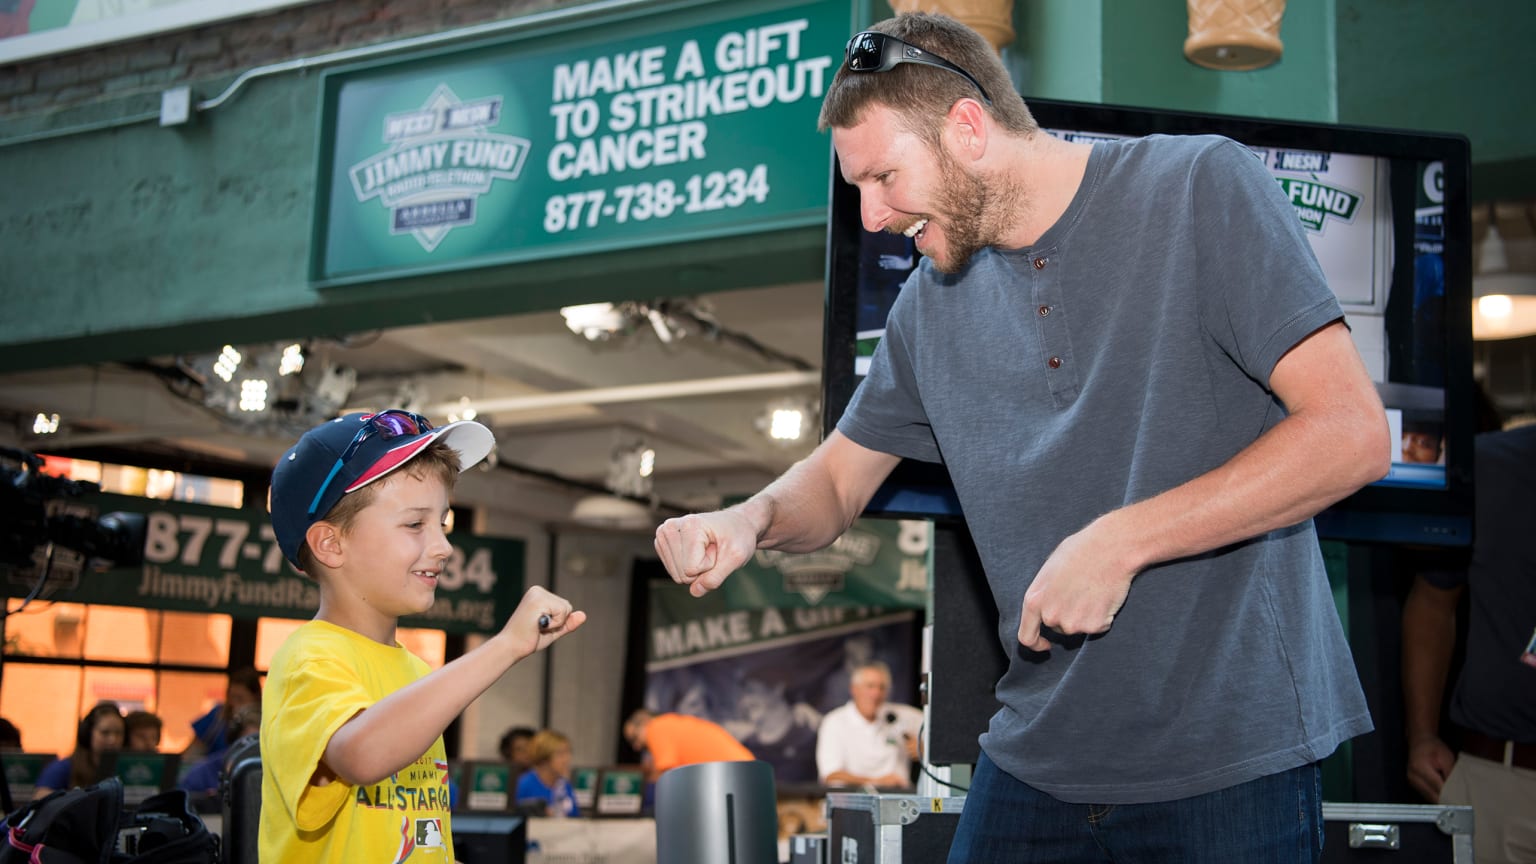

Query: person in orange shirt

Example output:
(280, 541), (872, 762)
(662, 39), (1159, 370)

(623, 709), (754, 782)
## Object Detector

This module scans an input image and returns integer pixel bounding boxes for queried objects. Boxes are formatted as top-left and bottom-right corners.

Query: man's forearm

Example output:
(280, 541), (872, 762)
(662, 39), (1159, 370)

(1103, 400), (1388, 572)
(1102, 326), (1389, 572)
(738, 431), (900, 553)
(1402, 579), (1460, 743)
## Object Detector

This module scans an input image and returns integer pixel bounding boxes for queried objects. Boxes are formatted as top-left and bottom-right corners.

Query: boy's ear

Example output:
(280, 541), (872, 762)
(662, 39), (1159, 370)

(305, 520), (345, 569)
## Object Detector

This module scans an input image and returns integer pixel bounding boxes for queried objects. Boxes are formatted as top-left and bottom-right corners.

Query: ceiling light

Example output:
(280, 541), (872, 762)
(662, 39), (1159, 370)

(1184, 0), (1285, 71)
(213, 345), (242, 382)
(279, 343), (305, 376)
(757, 398), (816, 444)
(239, 379), (269, 412)
(606, 440), (655, 499)
(1472, 205), (1536, 341)
(448, 396), (477, 423)
(560, 303), (630, 341)
(571, 438), (656, 530)
(768, 406), (805, 441)
(32, 413), (59, 435)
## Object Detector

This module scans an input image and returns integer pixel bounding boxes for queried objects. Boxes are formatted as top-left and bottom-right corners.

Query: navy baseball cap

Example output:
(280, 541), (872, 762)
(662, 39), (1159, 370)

(270, 410), (494, 570)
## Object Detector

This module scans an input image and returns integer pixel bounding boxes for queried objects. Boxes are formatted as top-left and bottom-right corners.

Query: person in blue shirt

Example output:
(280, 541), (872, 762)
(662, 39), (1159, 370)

(185, 666), (261, 759)
(179, 703), (261, 798)
(514, 729), (578, 817)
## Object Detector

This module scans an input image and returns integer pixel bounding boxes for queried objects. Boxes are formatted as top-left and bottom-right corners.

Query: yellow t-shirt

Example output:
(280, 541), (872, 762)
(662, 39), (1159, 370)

(258, 619), (455, 863)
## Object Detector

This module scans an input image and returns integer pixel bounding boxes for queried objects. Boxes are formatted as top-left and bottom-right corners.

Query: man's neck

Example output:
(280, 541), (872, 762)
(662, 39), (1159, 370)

(994, 133), (1095, 249)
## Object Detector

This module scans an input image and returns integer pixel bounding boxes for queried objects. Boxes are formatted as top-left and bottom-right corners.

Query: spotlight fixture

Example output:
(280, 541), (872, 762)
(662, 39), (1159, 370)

(756, 398), (817, 445)
(32, 413), (60, 435)
(279, 343), (306, 376)
(448, 396), (478, 423)
(768, 406), (805, 441)
(570, 438), (657, 530)
(559, 300), (692, 345)
(606, 439), (656, 499)
(176, 340), (357, 429)
(213, 345), (242, 382)
(560, 303), (633, 341)
(239, 378), (269, 412)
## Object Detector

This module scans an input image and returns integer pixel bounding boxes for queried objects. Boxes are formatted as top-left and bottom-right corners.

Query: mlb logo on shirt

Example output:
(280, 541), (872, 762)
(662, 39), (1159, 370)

(415, 818), (447, 848)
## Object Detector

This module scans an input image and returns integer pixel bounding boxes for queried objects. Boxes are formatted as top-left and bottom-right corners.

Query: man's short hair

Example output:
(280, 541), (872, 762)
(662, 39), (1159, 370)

(851, 660), (893, 688)
(622, 709), (653, 749)
(819, 12), (1036, 140)
(499, 725), (537, 759)
(124, 710), (162, 736)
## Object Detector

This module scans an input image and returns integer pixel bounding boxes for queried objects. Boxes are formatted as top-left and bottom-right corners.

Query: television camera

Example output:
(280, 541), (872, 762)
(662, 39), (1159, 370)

(1, 446), (146, 573)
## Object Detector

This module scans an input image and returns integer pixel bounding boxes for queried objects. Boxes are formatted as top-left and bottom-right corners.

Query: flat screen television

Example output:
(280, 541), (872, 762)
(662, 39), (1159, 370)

(822, 97), (1474, 546)
(451, 813), (527, 864)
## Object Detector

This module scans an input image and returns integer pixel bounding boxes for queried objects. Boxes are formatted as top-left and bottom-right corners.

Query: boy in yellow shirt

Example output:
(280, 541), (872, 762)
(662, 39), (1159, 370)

(259, 410), (585, 862)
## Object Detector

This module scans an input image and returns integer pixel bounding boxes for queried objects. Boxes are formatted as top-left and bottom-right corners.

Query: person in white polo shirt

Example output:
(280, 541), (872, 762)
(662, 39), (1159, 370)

(816, 660), (923, 789)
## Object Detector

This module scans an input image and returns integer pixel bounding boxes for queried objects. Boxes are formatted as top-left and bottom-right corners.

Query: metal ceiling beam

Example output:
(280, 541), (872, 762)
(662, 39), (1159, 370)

(425, 370), (821, 417)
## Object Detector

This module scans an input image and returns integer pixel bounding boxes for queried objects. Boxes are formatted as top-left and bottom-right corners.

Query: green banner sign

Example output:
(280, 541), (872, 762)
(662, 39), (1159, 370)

(312, 0), (852, 284)
(3, 492), (524, 635)
(463, 762), (512, 810)
(2, 753), (54, 803)
(648, 579), (916, 668)
(722, 517), (929, 609)
(111, 752), (177, 807)
(571, 766), (599, 809)
(594, 768), (644, 815)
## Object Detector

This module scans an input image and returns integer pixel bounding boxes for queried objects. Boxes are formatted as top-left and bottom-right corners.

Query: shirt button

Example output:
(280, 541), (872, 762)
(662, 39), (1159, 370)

(1048, 356), (1062, 369)
(1037, 305), (1051, 317)
(1033, 257), (1047, 270)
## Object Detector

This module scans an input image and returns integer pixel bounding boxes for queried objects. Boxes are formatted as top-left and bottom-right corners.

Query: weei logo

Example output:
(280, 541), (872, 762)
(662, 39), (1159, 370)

(1269, 149), (1360, 233)
(753, 527), (880, 605)
(348, 84), (531, 251)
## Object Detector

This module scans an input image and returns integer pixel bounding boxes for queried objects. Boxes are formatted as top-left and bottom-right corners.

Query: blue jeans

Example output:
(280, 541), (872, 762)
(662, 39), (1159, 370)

(947, 752), (1324, 863)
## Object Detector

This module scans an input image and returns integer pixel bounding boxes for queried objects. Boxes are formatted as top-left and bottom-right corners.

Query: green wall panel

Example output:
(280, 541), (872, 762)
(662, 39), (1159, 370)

(1335, 0), (1536, 199)
(1100, 0), (1334, 122)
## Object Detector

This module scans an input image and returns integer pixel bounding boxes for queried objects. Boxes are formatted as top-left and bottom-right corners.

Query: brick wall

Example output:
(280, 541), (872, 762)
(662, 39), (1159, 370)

(0, 0), (565, 117)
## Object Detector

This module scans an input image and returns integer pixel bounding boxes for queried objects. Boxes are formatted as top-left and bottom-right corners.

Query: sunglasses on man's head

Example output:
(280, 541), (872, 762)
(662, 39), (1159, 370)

(307, 409), (434, 517)
(844, 31), (992, 105)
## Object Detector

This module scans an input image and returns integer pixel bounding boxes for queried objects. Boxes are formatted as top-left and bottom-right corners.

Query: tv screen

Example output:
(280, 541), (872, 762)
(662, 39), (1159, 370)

(822, 98), (1474, 546)
(97, 751), (181, 809)
(452, 813), (527, 864)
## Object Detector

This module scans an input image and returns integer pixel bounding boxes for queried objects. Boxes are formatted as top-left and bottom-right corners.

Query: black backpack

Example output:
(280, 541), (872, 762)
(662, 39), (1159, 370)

(0, 777), (218, 864)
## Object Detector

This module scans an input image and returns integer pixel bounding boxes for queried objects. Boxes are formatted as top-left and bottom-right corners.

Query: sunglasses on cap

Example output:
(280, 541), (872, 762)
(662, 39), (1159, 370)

(307, 409), (434, 517)
(844, 31), (992, 105)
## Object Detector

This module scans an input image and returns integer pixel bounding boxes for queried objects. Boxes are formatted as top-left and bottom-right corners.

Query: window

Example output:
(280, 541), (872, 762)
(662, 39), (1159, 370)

(2, 600), (234, 758)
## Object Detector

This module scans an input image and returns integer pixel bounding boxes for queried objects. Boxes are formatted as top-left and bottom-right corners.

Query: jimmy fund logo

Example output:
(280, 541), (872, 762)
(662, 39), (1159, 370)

(1270, 149), (1359, 233)
(348, 83), (530, 251)
(754, 528), (880, 605)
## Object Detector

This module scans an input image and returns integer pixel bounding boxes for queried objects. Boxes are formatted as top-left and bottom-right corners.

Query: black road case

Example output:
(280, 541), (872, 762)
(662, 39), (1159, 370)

(1322, 802), (1474, 864)
(827, 793), (965, 864)
(788, 832), (829, 864)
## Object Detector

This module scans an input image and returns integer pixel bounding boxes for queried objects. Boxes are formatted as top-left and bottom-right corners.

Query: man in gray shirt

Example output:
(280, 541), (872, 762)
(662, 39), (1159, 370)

(654, 12), (1389, 863)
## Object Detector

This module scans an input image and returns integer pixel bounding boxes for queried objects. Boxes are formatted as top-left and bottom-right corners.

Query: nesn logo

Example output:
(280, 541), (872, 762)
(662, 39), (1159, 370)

(1273, 150), (1330, 173)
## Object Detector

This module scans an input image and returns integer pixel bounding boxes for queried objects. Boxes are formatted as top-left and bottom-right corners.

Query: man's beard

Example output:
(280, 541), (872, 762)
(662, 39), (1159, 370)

(928, 145), (1019, 274)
